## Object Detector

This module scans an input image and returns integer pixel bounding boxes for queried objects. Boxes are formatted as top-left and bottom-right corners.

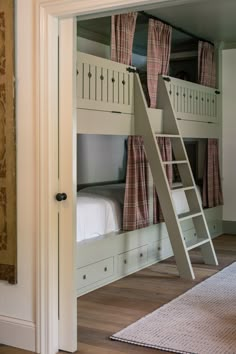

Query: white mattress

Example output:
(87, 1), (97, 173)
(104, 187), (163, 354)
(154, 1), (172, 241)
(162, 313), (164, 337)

(77, 184), (124, 242)
(77, 183), (201, 242)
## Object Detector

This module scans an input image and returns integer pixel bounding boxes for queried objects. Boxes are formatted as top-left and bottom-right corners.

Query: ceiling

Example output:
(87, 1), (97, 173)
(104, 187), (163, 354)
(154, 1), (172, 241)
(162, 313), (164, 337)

(146, 0), (236, 44)
(77, 0), (236, 54)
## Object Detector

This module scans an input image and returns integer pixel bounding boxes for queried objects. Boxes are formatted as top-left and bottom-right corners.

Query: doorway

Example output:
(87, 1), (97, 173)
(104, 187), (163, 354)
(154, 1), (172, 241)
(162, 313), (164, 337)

(37, 1), (194, 353)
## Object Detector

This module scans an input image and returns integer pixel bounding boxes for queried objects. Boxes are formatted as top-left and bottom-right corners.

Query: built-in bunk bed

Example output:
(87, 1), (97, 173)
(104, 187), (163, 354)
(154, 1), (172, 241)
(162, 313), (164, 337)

(76, 51), (222, 296)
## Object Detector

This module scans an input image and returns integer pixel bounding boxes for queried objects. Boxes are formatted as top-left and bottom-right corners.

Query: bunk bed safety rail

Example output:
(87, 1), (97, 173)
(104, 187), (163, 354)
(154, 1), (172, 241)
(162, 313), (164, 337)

(77, 52), (134, 114)
(162, 76), (219, 124)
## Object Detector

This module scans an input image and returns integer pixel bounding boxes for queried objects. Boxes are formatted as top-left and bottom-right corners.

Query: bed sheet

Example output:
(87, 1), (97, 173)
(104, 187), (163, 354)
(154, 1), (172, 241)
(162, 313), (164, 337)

(77, 189), (123, 242)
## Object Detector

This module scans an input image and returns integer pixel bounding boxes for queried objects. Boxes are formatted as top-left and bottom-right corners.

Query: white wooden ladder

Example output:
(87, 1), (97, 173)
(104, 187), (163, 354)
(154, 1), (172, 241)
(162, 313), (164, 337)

(134, 74), (218, 280)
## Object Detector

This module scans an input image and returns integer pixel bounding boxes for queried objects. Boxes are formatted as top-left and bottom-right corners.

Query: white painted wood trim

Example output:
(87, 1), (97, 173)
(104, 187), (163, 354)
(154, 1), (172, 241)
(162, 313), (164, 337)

(75, 206), (222, 296)
(77, 51), (134, 114)
(58, 18), (77, 352)
(164, 76), (219, 123)
(77, 109), (135, 135)
(38, 0), (199, 18)
(0, 316), (36, 352)
(36, 7), (60, 354)
(77, 246), (173, 297)
(178, 120), (220, 138)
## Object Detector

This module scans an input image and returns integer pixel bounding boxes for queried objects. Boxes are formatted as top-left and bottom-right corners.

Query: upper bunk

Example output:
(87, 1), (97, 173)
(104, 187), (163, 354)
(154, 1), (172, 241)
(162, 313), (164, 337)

(76, 51), (221, 139)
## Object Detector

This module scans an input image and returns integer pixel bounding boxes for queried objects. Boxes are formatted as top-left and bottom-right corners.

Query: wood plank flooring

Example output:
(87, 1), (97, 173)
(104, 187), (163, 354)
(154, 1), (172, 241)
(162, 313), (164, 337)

(1, 234), (236, 354)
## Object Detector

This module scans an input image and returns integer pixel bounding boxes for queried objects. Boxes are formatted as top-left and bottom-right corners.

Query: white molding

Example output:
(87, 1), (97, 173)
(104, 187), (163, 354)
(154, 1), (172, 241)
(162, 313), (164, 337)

(0, 316), (36, 352)
(38, 0), (201, 17)
(36, 6), (60, 354)
(58, 18), (77, 352)
(35, 0), (202, 353)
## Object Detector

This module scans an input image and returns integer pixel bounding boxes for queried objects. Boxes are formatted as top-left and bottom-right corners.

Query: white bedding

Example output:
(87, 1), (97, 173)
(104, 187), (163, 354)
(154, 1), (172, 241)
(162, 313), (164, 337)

(172, 187), (189, 215)
(77, 183), (202, 242)
(172, 183), (201, 215)
(77, 185), (124, 242)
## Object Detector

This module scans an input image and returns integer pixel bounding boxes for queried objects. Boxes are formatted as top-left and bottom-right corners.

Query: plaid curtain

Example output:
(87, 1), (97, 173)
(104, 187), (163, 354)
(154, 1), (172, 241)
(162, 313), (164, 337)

(153, 137), (173, 223)
(111, 12), (137, 65)
(111, 13), (149, 230)
(202, 139), (223, 208)
(123, 136), (149, 231)
(147, 19), (172, 108)
(198, 41), (216, 88)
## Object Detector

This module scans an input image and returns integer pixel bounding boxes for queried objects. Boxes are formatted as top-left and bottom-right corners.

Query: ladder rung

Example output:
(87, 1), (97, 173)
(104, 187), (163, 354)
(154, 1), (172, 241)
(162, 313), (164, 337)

(155, 134), (180, 138)
(185, 238), (210, 251)
(178, 211), (202, 221)
(163, 160), (188, 165)
(171, 186), (195, 192)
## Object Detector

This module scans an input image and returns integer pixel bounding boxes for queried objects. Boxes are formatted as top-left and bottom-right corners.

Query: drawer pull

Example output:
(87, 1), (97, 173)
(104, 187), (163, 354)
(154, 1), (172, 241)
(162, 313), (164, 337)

(157, 246), (161, 251)
(140, 253), (143, 258)
(104, 267), (107, 272)
(83, 274), (86, 280)
(124, 259), (127, 264)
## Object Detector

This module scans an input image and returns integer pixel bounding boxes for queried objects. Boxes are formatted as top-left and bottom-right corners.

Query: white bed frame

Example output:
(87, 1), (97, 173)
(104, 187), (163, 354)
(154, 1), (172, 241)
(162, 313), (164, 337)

(76, 51), (222, 297)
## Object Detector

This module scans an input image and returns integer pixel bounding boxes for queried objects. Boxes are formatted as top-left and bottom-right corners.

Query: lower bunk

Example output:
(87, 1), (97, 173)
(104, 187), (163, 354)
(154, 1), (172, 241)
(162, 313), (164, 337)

(76, 183), (222, 297)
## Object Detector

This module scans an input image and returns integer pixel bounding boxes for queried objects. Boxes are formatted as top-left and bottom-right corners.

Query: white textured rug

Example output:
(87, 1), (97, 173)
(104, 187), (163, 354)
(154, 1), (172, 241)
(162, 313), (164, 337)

(111, 263), (236, 354)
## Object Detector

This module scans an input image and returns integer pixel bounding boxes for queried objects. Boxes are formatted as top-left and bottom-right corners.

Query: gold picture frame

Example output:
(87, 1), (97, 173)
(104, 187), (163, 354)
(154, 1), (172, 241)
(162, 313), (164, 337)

(0, 0), (17, 284)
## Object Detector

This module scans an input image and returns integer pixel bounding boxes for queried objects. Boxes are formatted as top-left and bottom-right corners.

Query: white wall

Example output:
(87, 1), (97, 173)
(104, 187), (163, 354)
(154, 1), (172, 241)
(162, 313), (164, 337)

(0, 0), (36, 350)
(77, 135), (127, 184)
(77, 36), (147, 69)
(222, 48), (236, 221)
(77, 37), (110, 58)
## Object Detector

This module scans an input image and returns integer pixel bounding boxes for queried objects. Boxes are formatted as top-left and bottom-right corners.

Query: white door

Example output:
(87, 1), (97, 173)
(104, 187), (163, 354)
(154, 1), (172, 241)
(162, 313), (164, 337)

(58, 17), (77, 352)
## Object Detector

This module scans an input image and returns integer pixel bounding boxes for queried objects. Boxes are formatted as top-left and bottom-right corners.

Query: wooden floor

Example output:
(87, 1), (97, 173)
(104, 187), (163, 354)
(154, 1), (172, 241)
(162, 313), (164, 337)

(1, 234), (236, 354)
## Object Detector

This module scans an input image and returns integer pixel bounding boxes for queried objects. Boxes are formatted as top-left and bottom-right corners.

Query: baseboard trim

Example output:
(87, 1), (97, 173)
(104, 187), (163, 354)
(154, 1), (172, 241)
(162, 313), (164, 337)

(223, 221), (236, 235)
(0, 315), (36, 352)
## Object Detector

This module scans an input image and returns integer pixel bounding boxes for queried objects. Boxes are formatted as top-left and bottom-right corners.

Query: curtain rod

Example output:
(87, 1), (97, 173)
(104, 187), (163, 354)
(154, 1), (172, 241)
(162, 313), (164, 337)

(139, 11), (214, 46)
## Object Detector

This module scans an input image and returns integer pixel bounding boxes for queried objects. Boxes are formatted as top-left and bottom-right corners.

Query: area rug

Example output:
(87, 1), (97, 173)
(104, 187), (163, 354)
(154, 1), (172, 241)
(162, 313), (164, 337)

(111, 262), (236, 354)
